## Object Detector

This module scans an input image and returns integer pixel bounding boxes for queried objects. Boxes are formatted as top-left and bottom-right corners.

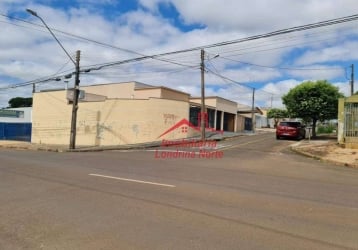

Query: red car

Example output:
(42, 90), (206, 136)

(276, 121), (306, 140)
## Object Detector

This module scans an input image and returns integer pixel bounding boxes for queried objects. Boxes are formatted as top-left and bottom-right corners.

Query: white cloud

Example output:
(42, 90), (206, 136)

(141, 0), (358, 33)
(333, 81), (354, 96)
(295, 41), (358, 65)
(1, 0), (358, 108)
(286, 65), (346, 81)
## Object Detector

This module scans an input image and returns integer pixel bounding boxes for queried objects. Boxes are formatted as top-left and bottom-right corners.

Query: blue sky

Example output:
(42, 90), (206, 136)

(1, 0), (358, 108)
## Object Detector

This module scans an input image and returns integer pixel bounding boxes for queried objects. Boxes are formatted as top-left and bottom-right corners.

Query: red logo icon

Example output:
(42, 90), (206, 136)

(158, 113), (223, 138)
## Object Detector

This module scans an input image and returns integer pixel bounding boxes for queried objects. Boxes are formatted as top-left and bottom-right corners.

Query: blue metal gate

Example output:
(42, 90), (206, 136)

(0, 123), (32, 142)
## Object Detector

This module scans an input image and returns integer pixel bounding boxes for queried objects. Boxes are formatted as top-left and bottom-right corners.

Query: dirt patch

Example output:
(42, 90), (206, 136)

(293, 137), (358, 168)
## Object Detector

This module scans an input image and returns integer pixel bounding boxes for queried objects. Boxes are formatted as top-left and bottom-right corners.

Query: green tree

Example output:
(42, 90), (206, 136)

(282, 80), (344, 138)
(267, 108), (288, 128)
(8, 97), (33, 108)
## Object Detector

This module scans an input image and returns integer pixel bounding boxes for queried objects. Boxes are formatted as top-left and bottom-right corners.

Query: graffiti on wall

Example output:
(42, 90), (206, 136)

(163, 114), (178, 125)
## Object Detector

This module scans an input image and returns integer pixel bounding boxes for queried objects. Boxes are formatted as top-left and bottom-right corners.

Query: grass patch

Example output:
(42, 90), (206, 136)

(317, 124), (336, 134)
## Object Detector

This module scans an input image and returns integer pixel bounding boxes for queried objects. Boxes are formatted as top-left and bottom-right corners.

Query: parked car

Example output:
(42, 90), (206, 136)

(276, 121), (306, 140)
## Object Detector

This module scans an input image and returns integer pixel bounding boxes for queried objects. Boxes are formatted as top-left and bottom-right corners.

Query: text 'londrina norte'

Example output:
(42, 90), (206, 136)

(154, 139), (224, 159)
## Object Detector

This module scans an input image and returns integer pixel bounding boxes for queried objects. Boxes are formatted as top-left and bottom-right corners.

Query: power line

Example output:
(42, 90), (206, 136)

(206, 68), (253, 89)
(0, 71), (73, 91)
(75, 13), (358, 74)
(204, 22), (357, 59)
(2, 12), (358, 91)
(3, 12), (358, 63)
(1, 13), (198, 69)
(218, 56), (344, 71)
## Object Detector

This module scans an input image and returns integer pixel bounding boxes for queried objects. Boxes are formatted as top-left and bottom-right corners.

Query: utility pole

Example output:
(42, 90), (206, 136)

(251, 88), (255, 133)
(69, 50), (81, 150)
(26, 9), (80, 150)
(351, 64), (354, 96)
(200, 49), (206, 141)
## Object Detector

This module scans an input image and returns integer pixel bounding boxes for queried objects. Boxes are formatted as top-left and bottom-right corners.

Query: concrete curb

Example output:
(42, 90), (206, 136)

(0, 143), (65, 153)
(290, 143), (358, 169)
(9, 130), (355, 169)
(0, 131), (259, 153)
(0, 141), (163, 153)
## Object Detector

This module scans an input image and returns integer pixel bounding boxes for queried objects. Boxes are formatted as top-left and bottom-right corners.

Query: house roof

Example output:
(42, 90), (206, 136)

(135, 86), (190, 96)
(237, 106), (263, 115)
(190, 96), (237, 105)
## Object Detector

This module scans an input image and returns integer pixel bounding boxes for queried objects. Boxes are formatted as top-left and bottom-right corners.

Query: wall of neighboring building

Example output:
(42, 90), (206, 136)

(213, 98), (238, 114)
(255, 114), (268, 128)
(0, 107), (32, 141)
(32, 90), (192, 146)
(190, 97), (238, 132)
(237, 114), (252, 131)
(236, 113), (267, 131)
(338, 95), (358, 148)
(191, 97), (237, 112)
(0, 107), (32, 123)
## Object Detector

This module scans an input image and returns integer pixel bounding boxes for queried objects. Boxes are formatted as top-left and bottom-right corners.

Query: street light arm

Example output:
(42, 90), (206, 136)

(26, 9), (38, 17)
(26, 9), (76, 66)
(26, 8), (81, 150)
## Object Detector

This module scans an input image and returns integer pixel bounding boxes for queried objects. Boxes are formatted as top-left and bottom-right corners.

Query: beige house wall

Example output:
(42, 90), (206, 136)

(134, 88), (162, 99)
(202, 98), (217, 107)
(215, 99), (238, 114)
(236, 115), (246, 131)
(81, 82), (139, 99)
(161, 88), (190, 102)
(32, 90), (192, 146)
(191, 97), (237, 114)
(338, 97), (345, 144)
(81, 82), (190, 102)
(207, 97), (237, 131)
(338, 95), (358, 148)
(134, 87), (189, 102)
(190, 96), (238, 132)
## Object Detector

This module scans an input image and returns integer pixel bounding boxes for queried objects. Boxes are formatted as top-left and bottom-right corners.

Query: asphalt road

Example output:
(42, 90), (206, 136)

(0, 132), (358, 250)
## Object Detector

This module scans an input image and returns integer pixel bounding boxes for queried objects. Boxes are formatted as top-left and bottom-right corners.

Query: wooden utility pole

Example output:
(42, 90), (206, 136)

(200, 49), (206, 141)
(251, 88), (255, 133)
(69, 50), (81, 150)
(351, 64), (354, 96)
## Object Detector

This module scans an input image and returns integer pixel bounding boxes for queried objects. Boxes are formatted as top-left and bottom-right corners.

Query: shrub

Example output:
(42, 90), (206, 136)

(317, 124), (336, 134)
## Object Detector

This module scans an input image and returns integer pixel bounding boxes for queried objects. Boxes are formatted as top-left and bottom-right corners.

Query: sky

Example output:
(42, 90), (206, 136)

(1, 0), (358, 108)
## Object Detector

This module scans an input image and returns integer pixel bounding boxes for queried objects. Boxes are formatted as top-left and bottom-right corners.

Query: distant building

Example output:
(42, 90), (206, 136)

(237, 104), (265, 131)
(0, 107), (32, 141)
(0, 107), (32, 123)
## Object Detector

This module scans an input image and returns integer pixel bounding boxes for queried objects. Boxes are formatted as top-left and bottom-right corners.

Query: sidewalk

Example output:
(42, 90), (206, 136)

(0, 131), (250, 153)
(2, 132), (357, 168)
(290, 135), (358, 168)
(0, 140), (69, 152)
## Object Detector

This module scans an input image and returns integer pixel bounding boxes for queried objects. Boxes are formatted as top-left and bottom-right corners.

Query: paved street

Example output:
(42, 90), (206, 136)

(1, 132), (358, 250)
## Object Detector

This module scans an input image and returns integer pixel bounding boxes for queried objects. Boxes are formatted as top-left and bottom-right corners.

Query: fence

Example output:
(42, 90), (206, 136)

(0, 123), (32, 142)
(344, 103), (358, 144)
